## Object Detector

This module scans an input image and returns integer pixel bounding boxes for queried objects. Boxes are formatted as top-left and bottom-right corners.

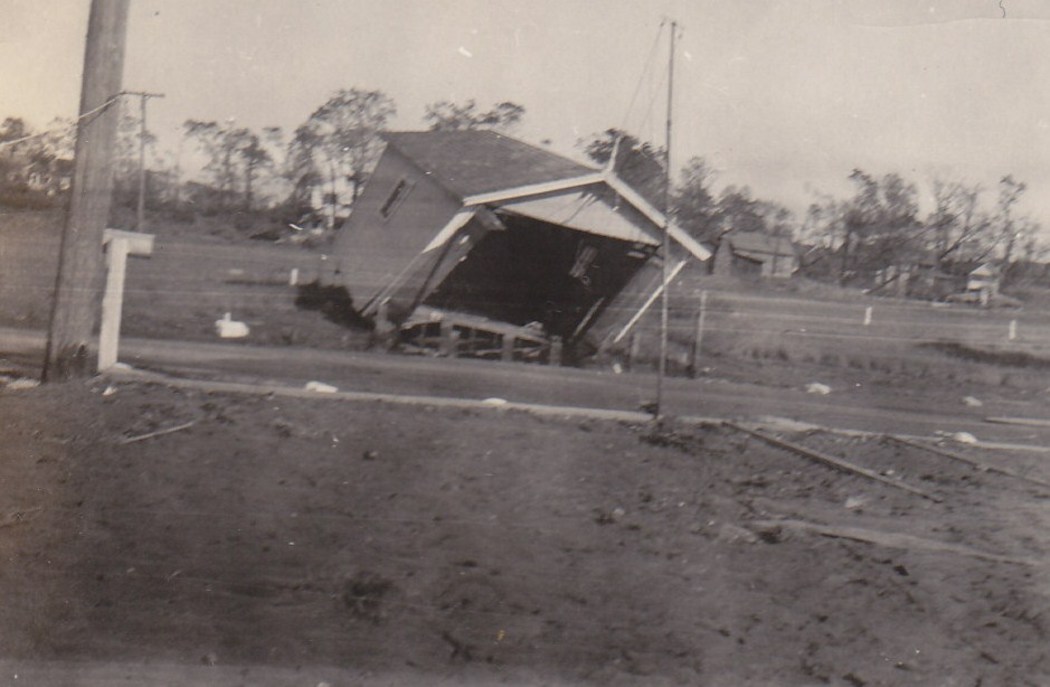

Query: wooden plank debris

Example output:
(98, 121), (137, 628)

(724, 421), (942, 503)
(119, 420), (196, 445)
(886, 435), (1050, 490)
(984, 416), (1050, 428)
(753, 518), (1037, 566)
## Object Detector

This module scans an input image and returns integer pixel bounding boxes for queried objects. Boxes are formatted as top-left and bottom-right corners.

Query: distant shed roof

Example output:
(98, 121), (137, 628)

(383, 130), (597, 198)
(725, 232), (797, 260)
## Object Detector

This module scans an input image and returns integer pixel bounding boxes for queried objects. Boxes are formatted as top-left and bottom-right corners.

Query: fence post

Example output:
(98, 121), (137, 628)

(289, 267), (299, 286)
(863, 306), (872, 326)
(502, 333), (515, 362)
(692, 290), (708, 376)
(1009, 319), (1017, 341)
(97, 239), (129, 371)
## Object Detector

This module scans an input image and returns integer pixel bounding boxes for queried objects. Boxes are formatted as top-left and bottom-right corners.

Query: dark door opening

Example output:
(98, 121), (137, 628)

(424, 213), (652, 343)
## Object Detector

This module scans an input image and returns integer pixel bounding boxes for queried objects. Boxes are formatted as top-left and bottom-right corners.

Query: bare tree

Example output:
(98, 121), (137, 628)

(926, 178), (990, 265)
(672, 156), (718, 241)
(423, 100), (525, 132)
(290, 88), (396, 228)
(995, 174), (1027, 269)
(0, 117), (76, 198)
(580, 128), (666, 209)
(183, 119), (282, 213)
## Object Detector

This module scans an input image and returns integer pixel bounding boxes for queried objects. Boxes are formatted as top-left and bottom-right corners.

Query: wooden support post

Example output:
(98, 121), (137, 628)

(440, 320), (457, 357)
(629, 330), (641, 371)
(549, 336), (563, 367)
(97, 229), (154, 371)
(44, 0), (131, 382)
(373, 299), (396, 351)
(501, 334), (515, 362)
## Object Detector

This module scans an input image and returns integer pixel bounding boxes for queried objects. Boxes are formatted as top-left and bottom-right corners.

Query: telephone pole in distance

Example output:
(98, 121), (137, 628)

(123, 90), (165, 232)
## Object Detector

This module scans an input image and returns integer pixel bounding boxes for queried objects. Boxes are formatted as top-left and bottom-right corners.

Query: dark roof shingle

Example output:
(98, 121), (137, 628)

(383, 130), (597, 198)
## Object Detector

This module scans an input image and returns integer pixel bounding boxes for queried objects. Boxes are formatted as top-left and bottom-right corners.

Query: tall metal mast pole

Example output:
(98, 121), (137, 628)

(656, 20), (676, 420)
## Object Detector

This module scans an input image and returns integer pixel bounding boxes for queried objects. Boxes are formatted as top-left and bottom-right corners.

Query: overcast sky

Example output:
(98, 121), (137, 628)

(3, 0), (1050, 232)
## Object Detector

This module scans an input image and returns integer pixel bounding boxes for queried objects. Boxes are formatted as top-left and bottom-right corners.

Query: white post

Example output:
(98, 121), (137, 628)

(97, 238), (129, 371)
(863, 306), (872, 326)
(98, 228), (154, 372)
(692, 290), (708, 374)
(289, 267), (299, 286)
(1009, 319), (1017, 341)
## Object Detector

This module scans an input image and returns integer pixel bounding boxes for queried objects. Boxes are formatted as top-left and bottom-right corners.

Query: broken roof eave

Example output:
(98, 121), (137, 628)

(601, 172), (711, 263)
(456, 169), (711, 263)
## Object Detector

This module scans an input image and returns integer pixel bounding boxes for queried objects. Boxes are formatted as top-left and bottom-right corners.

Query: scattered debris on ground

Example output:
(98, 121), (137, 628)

(805, 381), (831, 395)
(0, 380), (1047, 684)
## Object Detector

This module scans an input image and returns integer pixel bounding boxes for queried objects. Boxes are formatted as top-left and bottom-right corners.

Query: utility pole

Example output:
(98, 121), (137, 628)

(655, 19), (676, 420)
(43, 0), (131, 382)
(124, 91), (165, 232)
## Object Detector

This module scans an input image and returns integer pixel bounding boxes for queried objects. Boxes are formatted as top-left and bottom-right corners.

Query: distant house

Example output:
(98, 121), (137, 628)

(712, 231), (798, 278)
(874, 252), (945, 298)
(25, 158), (73, 196)
(893, 259), (1002, 303)
(966, 263), (1000, 303)
(319, 130), (710, 357)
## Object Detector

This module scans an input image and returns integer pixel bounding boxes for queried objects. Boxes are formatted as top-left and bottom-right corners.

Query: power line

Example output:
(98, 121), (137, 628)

(0, 93), (124, 150)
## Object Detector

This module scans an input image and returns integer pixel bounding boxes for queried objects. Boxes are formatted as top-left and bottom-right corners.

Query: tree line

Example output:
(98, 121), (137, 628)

(1, 89), (1044, 287)
(0, 90), (526, 231)
(800, 171), (1044, 289)
(579, 129), (1045, 289)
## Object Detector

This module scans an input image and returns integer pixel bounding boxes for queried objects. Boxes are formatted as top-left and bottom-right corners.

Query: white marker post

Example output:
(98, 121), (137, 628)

(1008, 319), (1017, 341)
(98, 228), (154, 371)
(692, 290), (708, 374)
(863, 306), (873, 326)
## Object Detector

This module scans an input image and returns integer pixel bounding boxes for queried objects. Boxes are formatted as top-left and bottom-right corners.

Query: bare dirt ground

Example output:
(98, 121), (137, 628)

(1, 377), (1048, 685)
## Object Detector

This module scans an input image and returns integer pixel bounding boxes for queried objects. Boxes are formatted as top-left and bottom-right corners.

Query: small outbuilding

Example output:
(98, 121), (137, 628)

(966, 262), (1000, 303)
(320, 130), (709, 359)
(712, 231), (798, 278)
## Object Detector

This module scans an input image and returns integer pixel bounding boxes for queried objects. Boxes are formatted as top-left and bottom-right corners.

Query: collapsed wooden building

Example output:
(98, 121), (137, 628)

(319, 130), (709, 361)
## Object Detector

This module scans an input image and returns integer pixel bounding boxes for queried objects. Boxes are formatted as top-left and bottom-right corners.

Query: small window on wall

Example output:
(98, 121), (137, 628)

(380, 179), (412, 219)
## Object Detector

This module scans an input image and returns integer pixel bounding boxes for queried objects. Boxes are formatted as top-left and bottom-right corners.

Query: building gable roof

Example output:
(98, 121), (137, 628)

(383, 130), (598, 198)
(382, 130), (711, 263)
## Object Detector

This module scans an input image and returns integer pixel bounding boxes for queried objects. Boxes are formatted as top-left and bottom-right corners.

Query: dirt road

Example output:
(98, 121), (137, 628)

(4, 326), (1050, 447)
